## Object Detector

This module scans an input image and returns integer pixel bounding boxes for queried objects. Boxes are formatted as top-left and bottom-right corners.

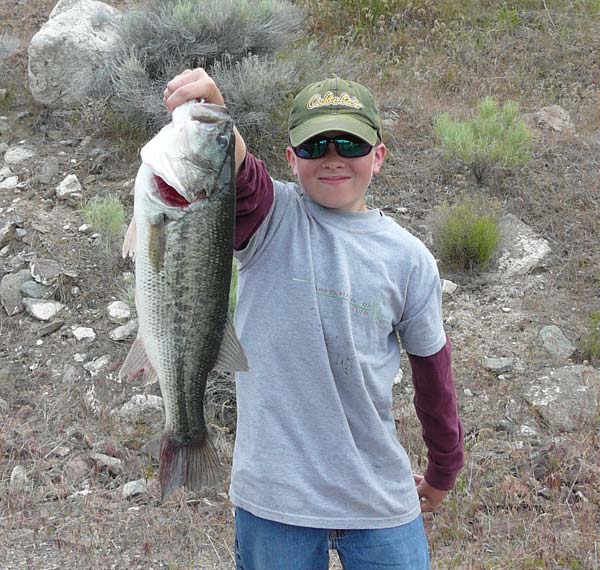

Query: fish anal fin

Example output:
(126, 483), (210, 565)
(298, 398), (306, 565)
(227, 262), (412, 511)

(159, 434), (222, 502)
(122, 219), (136, 259)
(213, 314), (248, 372)
(119, 335), (156, 383)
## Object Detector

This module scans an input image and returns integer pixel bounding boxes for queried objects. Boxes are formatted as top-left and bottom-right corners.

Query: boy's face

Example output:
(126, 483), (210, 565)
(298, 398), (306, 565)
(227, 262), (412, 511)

(286, 131), (386, 212)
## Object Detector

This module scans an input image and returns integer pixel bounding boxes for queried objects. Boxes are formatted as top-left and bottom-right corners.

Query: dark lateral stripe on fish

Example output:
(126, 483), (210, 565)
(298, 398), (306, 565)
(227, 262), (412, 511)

(154, 175), (191, 207)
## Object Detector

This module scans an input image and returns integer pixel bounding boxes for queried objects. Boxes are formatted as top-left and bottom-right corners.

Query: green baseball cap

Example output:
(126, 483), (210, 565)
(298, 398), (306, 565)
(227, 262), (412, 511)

(288, 78), (382, 147)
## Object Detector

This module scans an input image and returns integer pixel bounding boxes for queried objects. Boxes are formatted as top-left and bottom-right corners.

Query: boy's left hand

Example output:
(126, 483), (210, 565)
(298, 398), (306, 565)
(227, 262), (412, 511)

(413, 474), (448, 513)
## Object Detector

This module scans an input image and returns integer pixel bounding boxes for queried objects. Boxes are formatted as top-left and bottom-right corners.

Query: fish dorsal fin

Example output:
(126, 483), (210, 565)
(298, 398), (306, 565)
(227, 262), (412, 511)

(122, 218), (137, 259)
(213, 314), (249, 372)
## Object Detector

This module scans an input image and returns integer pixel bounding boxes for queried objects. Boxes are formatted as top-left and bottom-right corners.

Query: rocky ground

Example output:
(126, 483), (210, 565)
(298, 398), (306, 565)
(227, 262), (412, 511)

(1, 1), (600, 569)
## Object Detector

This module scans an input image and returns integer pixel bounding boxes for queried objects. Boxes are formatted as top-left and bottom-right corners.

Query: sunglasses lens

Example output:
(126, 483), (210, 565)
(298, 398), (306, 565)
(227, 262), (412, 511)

(294, 138), (327, 159)
(293, 135), (373, 159)
(336, 138), (372, 158)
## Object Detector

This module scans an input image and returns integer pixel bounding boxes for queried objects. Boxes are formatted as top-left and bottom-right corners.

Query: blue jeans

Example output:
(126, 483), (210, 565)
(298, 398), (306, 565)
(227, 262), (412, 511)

(235, 507), (430, 570)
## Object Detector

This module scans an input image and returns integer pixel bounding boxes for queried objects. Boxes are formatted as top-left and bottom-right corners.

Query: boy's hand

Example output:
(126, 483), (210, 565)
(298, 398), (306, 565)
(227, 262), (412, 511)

(163, 68), (225, 113)
(163, 68), (247, 173)
(413, 473), (448, 513)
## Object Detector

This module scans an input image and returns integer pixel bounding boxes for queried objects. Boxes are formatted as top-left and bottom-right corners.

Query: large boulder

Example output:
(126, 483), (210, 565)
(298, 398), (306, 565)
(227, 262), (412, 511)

(28, 0), (120, 108)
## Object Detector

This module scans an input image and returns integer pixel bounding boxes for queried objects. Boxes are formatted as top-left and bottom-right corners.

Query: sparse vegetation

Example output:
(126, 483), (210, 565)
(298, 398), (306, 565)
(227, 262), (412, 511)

(432, 196), (500, 271)
(578, 311), (600, 365)
(83, 195), (126, 260)
(434, 97), (532, 185)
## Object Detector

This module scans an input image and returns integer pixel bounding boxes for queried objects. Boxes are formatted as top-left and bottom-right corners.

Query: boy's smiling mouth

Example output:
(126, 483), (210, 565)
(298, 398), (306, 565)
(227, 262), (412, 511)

(318, 175), (351, 185)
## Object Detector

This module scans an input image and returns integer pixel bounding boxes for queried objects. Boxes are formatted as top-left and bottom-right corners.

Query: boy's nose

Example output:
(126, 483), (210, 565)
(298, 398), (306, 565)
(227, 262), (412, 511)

(323, 141), (342, 160)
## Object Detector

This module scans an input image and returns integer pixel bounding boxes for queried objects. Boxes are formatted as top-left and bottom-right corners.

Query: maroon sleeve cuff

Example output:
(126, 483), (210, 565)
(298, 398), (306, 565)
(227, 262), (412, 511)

(234, 152), (274, 250)
(408, 337), (464, 491)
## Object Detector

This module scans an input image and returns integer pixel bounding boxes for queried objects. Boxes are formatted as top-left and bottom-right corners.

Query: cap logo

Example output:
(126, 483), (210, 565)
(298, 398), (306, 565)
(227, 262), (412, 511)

(306, 91), (363, 110)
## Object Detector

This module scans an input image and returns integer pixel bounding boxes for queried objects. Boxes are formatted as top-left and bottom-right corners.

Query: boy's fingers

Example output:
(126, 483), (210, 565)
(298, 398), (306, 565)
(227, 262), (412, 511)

(163, 68), (224, 112)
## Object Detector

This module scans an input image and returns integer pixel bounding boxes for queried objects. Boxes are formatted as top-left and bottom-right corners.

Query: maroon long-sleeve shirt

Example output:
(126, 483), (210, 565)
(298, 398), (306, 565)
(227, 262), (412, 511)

(233, 153), (464, 490)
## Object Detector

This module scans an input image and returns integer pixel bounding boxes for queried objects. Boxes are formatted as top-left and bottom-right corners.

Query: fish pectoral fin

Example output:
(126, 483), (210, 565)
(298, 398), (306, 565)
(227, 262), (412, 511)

(119, 335), (156, 383)
(122, 218), (136, 259)
(213, 313), (249, 372)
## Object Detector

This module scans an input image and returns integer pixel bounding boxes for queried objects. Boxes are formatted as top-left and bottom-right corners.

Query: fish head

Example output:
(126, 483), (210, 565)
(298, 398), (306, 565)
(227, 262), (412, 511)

(177, 102), (235, 203)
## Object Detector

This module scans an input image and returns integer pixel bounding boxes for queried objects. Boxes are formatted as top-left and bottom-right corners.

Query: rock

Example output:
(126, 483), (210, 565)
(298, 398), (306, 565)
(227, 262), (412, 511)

(15, 229), (27, 240)
(441, 279), (458, 295)
(539, 325), (576, 360)
(122, 479), (148, 500)
(1, 269), (31, 315)
(520, 424), (538, 437)
(0, 218), (18, 249)
(20, 280), (51, 299)
(84, 355), (110, 376)
(116, 394), (164, 424)
(523, 365), (600, 432)
(534, 105), (574, 133)
(0, 165), (12, 182)
(37, 319), (65, 337)
(0, 397), (8, 414)
(107, 300), (130, 322)
(3, 146), (35, 165)
(56, 174), (82, 200)
(28, 0), (121, 108)
(482, 356), (516, 374)
(0, 176), (18, 190)
(38, 156), (60, 184)
(9, 465), (29, 492)
(23, 298), (65, 321)
(62, 364), (83, 383)
(30, 258), (63, 285)
(494, 214), (551, 278)
(78, 223), (91, 233)
(109, 319), (137, 341)
(90, 452), (122, 475)
(72, 326), (96, 341)
(62, 456), (90, 484)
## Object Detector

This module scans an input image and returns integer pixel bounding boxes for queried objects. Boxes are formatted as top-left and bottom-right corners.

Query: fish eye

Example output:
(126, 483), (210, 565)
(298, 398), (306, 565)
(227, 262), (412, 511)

(216, 135), (229, 149)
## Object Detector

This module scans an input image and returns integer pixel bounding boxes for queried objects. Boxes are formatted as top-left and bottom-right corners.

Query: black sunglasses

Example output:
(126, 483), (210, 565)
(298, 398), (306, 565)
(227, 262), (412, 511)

(292, 135), (373, 160)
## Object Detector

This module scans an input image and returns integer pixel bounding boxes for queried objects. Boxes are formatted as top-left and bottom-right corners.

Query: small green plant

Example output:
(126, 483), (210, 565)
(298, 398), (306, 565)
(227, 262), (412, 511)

(434, 97), (531, 185)
(432, 196), (500, 272)
(578, 311), (600, 365)
(83, 195), (126, 260)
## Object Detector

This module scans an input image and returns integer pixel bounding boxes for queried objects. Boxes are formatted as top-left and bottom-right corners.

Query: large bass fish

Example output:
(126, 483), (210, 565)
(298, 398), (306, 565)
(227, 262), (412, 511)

(120, 101), (247, 501)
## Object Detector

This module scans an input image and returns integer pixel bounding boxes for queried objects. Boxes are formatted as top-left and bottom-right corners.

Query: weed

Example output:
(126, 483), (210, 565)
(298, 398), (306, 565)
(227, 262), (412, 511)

(578, 311), (600, 365)
(83, 195), (126, 261)
(435, 97), (532, 185)
(432, 195), (500, 272)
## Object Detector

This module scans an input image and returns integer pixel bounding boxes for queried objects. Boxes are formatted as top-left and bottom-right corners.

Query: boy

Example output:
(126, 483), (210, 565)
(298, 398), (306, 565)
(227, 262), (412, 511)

(163, 69), (464, 569)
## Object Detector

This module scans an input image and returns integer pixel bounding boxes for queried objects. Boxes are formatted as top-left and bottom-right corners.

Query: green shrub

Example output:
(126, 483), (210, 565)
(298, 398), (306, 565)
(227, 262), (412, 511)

(578, 311), (600, 365)
(83, 195), (126, 260)
(432, 196), (500, 271)
(434, 97), (531, 184)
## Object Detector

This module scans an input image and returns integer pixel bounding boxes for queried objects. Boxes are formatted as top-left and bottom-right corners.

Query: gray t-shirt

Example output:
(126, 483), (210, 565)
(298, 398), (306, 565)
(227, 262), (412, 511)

(230, 181), (446, 529)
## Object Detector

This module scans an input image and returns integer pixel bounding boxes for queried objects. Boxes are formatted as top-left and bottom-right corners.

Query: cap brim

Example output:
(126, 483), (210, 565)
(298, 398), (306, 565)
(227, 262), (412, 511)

(289, 115), (378, 147)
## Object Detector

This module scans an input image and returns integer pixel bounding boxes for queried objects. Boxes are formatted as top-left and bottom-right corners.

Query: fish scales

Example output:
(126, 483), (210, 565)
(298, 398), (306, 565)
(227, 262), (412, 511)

(120, 102), (247, 500)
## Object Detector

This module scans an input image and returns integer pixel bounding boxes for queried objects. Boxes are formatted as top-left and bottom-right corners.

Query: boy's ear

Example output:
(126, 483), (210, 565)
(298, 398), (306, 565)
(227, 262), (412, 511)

(372, 143), (387, 175)
(286, 146), (298, 176)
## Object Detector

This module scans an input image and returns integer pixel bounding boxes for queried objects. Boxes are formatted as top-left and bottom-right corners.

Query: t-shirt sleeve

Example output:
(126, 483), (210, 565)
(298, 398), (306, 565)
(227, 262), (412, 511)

(234, 152), (274, 250)
(408, 337), (465, 490)
(394, 246), (446, 356)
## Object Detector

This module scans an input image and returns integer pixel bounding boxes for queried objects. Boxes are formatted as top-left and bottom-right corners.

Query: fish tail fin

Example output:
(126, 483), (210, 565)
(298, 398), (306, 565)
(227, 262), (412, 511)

(159, 434), (222, 501)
